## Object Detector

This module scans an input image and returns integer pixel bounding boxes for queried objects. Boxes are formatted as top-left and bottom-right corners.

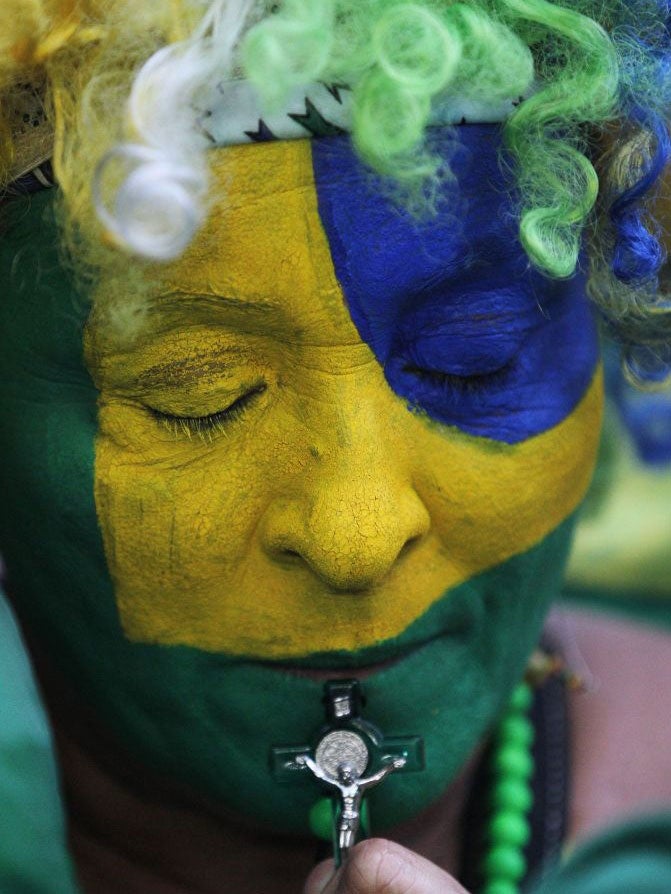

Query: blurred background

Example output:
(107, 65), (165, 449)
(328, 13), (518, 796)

(564, 344), (671, 627)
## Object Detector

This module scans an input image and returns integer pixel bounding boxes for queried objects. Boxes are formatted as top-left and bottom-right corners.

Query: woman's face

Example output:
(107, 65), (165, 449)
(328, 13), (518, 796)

(0, 128), (601, 833)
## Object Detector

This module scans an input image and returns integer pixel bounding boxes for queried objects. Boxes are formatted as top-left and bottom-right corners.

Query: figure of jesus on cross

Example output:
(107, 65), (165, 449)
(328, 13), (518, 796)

(295, 752), (407, 863)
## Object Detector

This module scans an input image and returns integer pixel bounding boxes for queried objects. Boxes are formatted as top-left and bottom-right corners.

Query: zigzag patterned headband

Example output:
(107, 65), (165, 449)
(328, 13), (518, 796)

(7, 77), (532, 196)
(198, 80), (530, 145)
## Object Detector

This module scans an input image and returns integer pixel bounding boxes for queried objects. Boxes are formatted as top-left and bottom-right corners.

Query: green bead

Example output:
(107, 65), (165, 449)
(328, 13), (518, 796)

(481, 881), (519, 894)
(484, 844), (527, 882)
(489, 810), (531, 847)
(494, 744), (534, 780)
(491, 778), (533, 812)
(507, 682), (533, 713)
(308, 798), (334, 842)
(498, 714), (534, 748)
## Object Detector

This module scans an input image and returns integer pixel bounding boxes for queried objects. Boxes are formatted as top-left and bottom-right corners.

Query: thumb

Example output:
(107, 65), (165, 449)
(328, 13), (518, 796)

(304, 839), (471, 894)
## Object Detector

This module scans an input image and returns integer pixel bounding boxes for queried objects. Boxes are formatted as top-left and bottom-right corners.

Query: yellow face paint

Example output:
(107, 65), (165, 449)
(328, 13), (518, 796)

(86, 140), (603, 659)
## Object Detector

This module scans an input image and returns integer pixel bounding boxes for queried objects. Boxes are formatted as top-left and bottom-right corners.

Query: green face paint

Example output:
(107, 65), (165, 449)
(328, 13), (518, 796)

(0, 190), (593, 834)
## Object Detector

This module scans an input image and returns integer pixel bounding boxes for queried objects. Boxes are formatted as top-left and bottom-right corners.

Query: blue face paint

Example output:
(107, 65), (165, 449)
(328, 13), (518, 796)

(311, 126), (599, 444)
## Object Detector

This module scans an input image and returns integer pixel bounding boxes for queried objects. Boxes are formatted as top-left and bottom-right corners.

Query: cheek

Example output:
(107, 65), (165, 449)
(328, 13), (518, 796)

(424, 367), (604, 569)
(93, 405), (271, 646)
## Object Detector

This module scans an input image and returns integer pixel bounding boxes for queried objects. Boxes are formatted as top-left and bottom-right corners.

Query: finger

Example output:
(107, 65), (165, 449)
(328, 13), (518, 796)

(327, 839), (470, 894)
(303, 857), (340, 894)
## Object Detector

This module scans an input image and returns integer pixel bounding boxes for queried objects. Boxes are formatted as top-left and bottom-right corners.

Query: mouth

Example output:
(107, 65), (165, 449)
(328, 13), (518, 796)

(274, 653), (405, 681)
(254, 602), (475, 680)
(269, 636), (441, 681)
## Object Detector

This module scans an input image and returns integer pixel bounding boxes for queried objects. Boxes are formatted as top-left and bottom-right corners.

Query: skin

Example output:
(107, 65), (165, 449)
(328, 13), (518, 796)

(304, 839), (470, 894)
(0, 134), (610, 885)
(85, 140), (600, 659)
(62, 137), (601, 831)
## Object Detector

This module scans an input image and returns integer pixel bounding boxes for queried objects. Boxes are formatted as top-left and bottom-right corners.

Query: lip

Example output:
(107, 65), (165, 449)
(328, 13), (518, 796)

(252, 599), (475, 678)
(274, 653), (404, 681)
(269, 636), (441, 681)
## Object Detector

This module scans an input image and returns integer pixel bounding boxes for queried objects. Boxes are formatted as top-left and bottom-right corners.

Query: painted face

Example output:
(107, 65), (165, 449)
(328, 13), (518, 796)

(0, 127), (601, 834)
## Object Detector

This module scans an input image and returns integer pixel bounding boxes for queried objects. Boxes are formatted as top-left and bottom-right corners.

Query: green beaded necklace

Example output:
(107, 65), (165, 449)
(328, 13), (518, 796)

(481, 681), (534, 894)
(308, 680), (535, 894)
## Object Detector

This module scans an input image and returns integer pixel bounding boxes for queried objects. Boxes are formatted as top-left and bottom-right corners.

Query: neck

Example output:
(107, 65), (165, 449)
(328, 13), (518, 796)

(32, 644), (478, 893)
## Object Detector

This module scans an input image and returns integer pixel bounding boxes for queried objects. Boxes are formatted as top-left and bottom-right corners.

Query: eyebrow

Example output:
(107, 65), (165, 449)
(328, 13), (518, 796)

(151, 290), (279, 317)
(137, 345), (250, 388)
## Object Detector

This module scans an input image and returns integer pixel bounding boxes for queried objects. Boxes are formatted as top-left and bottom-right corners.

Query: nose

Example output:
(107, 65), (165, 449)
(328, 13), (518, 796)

(260, 410), (430, 592)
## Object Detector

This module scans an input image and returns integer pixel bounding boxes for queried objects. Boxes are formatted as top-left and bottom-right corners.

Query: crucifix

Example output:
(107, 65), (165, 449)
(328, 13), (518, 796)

(270, 680), (424, 866)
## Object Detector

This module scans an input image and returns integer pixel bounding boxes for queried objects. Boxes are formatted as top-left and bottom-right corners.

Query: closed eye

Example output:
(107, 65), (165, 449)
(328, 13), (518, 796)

(146, 382), (267, 440)
(403, 364), (510, 395)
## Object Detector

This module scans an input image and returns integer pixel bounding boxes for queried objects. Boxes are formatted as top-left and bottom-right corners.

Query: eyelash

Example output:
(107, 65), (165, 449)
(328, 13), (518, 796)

(145, 362), (504, 442)
(404, 365), (509, 396)
(147, 383), (267, 442)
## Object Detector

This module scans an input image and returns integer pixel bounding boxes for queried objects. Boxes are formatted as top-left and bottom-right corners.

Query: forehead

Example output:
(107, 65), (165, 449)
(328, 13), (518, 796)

(156, 139), (353, 343)
(159, 127), (519, 325)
